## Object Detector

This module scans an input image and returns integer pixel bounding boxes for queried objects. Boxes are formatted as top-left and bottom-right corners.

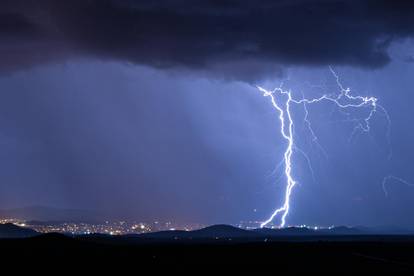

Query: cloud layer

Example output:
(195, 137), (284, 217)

(1, 0), (414, 81)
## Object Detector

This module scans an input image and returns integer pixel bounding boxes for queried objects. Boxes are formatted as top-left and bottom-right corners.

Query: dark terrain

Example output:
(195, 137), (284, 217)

(1, 224), (414, 272)
(0, 223), (38, 238)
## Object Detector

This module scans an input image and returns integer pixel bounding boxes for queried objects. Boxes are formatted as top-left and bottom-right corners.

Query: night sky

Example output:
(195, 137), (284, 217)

(1, 0), (414, 227)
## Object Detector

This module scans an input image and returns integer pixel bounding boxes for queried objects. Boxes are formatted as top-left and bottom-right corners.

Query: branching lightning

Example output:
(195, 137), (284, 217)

(382, 175), (414, 197)
(258, 67), (390, 228)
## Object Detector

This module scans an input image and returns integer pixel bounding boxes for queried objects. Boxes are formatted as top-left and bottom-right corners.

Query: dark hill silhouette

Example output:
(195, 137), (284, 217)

(0, 223), (39, 238)
(137, 224), (373, 241)
(130, 224), (414, 241)
(139, 224), (260, 239)
(254, 226), (317, 236)
(255, 225), (370, 237)
(2, 222), (412, 241)
(29, 232), (74, 242)
(321, 226), (365, 235)
(189, 224), (260, 238)
(356, 225), (414, 235)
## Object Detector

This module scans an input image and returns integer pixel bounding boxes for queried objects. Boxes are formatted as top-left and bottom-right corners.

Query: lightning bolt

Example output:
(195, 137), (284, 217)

(258, 67), (389, 228)
(382, 175), (414, 198)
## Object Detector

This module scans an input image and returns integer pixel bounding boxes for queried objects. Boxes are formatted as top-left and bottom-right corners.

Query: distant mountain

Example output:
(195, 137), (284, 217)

(0, 223), (39, 238)
(321, 226), (365, 235)
(140, 224), (260, 239)
(138, 225), (379, 240)
(256, 226), (367, 236)
(254, 227), (317, 236)
(0, 206), (103, 223)
(190, 224), (260, 238)
(354, 225), (414, 235)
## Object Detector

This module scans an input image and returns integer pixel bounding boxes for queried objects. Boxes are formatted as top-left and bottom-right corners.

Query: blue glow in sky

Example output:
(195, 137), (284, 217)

(0, 41), (413, 227)
(1, 1), (414, 227)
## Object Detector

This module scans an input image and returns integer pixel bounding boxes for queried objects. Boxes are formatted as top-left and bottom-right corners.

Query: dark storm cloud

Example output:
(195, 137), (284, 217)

(1, 0), (414, 81)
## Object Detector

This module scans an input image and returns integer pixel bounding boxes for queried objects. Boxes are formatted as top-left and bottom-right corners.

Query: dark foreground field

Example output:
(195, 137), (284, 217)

(1, 234), (414, 273)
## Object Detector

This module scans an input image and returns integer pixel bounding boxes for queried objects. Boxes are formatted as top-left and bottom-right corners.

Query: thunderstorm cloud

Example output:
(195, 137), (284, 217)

(1, 0), (414, 81)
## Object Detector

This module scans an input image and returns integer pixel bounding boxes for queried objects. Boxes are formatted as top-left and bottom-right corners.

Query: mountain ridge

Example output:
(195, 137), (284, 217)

(0, 223), (39, 238)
